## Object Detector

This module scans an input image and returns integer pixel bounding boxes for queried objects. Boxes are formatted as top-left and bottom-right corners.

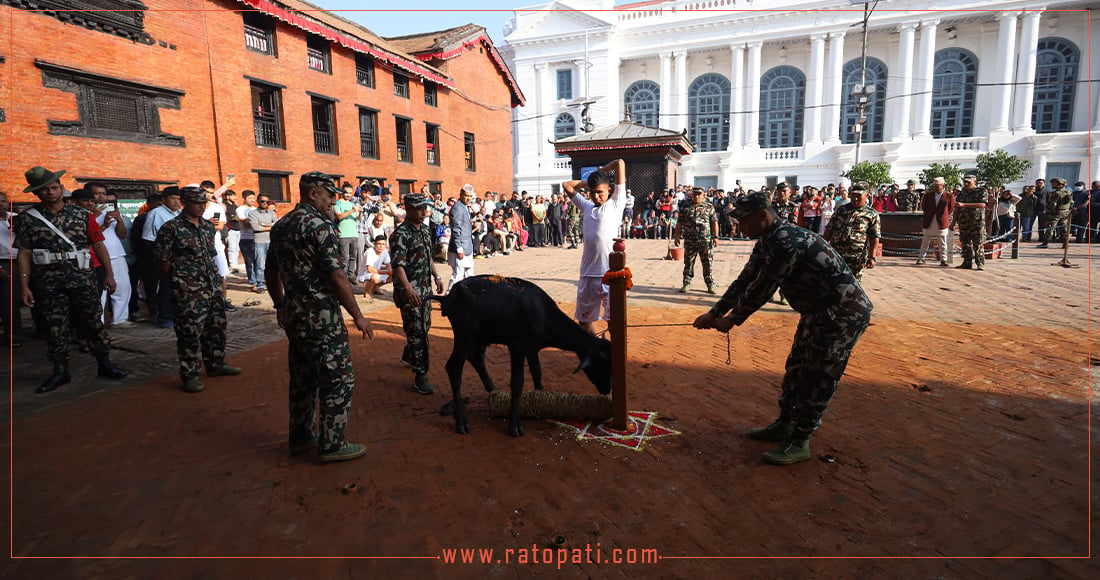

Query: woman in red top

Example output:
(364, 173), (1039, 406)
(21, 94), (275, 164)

(798, 188), (821, 232)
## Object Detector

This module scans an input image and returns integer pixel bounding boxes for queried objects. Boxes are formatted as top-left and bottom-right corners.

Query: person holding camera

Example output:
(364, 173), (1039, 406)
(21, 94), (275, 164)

(84, 182), (133, 328)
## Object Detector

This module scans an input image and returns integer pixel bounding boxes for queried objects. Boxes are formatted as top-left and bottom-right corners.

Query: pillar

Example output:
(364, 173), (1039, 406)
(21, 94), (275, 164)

(1012, 10), (1042, 131)
(605, 54), (621, 125)
(660, 52), (672, 128)
(674, 50), (688, 131)
(824, 32), (845, 144)
(912, 20), (939, 138)
(745, 42), (762, 147)
(728, 44), (745, 150)
(535, 63), (548, 158)
(991, 12), (1019, 132)
(889, 23), (917, 141)
(806, 33), (826, 144)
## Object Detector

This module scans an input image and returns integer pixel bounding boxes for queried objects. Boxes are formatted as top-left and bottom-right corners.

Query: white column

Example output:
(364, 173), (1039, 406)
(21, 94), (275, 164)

(575, 60), (588, 101)
(745, 42), (762, 147)
(824, 32), (845, 144)
(889, 23), (917, 141)
(912, 20), (939, 138)
(1012, 10), (1043, 131)
(535, 63), (548, 158)
(991, 12), (1019, 132)
(1093, 84), (1100, 131)
(806, 34), (826, 145)
(659, 52), (672, 128)
(728, 44), (745, 150)
(674, 50), (688, 131)
(605, 55), (621, 125)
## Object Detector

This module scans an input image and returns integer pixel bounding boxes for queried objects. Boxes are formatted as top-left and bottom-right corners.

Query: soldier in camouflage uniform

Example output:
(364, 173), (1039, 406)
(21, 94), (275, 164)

(823, 183), (881, 281)
(694, 191), (873, 466)
(674, 187), (720, 294)
(1041, 177), (1073, 248)
(16, 166), (127, 393)
(894, 180), (920, 212)
(771, 182), (799, 224)
(391, 193), (445, 395)
(267, 172), (374, 462)
(155, 185), (241, 393)
(952, 174), (988, 269)
(565, 193), (584, 249)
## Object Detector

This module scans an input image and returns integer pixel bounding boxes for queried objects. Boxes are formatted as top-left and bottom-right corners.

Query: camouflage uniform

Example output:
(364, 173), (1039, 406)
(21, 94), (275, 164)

(711, 220), (873, 439)
(894, 189), (919, 212)
(390, 218), (435, 375)
(1045, 185), (1073, 244)
(823, 203), (881, 280)
(268, 202), (355, 454)
(155, 214), (227, 381)
(954, 185), (986, 267)
(566, 202), (583, 248)
(15, 203), (110, 363)
(679, 202), (718, 288)
(773, 200), (799, 224)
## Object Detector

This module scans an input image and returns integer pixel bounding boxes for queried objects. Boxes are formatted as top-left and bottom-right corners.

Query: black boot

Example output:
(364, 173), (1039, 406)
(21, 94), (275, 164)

(96, 355), (128, 379)
(36, 364), (71, 393)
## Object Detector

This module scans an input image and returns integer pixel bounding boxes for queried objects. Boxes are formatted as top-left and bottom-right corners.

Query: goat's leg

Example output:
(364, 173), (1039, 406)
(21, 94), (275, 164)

(506, 345), (526, 437)
(468, 346), (496, 392)
(526, 350), (544, 391)
(446, 344), (471, 434)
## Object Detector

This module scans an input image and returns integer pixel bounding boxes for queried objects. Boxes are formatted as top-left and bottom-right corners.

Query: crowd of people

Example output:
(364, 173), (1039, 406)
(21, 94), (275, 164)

(6, 160), (1094, 465)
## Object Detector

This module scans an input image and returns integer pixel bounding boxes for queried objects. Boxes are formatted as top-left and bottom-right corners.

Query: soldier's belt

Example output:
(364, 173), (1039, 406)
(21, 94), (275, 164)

(31, 248), (92, 268)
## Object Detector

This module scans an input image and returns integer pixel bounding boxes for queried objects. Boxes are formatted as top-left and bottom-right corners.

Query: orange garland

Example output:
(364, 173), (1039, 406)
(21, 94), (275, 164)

(602, 267), (633, 290)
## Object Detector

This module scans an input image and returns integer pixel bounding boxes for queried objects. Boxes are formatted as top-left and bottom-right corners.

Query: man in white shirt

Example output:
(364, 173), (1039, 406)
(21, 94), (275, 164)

(562, 159), (627, 335)
(236, 190), (258, 288)
(199, 182), (237, 312)
(357, 235), (392, 297)
(142, 186), (182, 327)
(87, 183), (133, 327)
(0, 190), (23, 346)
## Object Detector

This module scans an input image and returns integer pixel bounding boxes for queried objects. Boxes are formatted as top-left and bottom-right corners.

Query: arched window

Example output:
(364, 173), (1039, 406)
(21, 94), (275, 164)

(1033, 37), (1079, 133)
(624, 80), (661, 127)
(841, 57), (888, 144)
(931, 48), (978, 139)
(688, 73), (730, 152)
(758, 66), (806, 148)
(554, 113), (575, 157)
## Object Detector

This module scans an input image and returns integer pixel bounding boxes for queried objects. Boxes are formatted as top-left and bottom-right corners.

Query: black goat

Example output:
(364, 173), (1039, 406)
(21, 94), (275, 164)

(434, 275), (612, 436)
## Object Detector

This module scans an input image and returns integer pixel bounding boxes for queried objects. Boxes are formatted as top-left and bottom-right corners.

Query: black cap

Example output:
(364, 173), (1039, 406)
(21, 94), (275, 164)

(70, 188), (95, 201)
(403, 193), (431, 208)
(162, 186), (180, 197)
(300, 172), (342, 194)
(730, 191), (771, 220)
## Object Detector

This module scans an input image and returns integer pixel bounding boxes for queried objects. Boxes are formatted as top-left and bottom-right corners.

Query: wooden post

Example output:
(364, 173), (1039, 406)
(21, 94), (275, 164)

(1011, 215), (1020, 259)
(607, 249), (629, 431)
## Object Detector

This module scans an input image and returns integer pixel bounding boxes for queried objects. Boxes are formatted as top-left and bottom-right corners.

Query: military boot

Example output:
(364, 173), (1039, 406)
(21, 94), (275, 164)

(36, 364), (71, 394)
(763, 437), (812, 465)
(955, 261), (972, 269)
(413, 373), (434, 395)
(96, 356), (128, 379)
(207, 363), (243, 377)
(679, 283), (689, 293)
(706, 284), (718, 294)
(746, 419), (795, 442)
(320, 442), (367, 463)
(182, 377), (205, 393)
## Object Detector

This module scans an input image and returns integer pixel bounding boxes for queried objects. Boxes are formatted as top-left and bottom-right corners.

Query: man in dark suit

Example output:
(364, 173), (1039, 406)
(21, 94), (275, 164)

(446, 184), (474, 293)
(1033, 178), (1049, 245)
(915, 177), (956, 266)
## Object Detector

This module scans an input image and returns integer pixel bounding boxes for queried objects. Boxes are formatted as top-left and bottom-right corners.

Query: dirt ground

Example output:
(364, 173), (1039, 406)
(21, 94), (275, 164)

(6, 299), (1096, 578)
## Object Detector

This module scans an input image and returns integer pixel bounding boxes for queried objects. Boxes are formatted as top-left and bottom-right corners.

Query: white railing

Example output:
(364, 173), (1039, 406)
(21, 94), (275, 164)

(763, 146), (802, 161)
(618, 0), (741, 23)
(936, 137), (986, 153)
(554, 159), (572, 170)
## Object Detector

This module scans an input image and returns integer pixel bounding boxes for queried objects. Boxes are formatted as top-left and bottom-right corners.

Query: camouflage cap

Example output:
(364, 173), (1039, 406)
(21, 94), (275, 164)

(403, 193), (431, 208)
(729, 191), (771, 220)
(179, 185), (207, 204)
(1051, 177), (1067, 186)
(963, 174), (978, 181)
(849, 181), (869, 193)
(776, 182), (790, 189)
(300, 171), (342, 194)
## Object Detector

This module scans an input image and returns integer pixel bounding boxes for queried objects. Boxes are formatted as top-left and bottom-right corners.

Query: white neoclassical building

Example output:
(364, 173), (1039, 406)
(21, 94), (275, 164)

(501, 0), (1099, 196)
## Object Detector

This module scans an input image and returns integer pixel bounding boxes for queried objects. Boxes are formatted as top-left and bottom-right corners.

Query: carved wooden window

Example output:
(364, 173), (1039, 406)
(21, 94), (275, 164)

(36, 60), (184, 146)
(5, 0), (152, 44)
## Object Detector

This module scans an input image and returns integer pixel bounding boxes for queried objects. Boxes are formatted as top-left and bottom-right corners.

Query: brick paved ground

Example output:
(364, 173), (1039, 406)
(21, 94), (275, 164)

(5, 239), (1096, 578)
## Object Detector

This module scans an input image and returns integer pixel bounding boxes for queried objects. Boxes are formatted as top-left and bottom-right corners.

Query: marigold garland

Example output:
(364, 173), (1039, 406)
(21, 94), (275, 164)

(602, 267), (633, 290)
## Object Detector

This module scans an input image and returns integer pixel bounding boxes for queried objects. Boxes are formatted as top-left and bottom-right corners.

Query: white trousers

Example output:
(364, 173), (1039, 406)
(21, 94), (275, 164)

(917, 226), (950, 262)
(227, 229), (241, 270)
(447, 251), (475, 293)
(101, 256), (132, 324)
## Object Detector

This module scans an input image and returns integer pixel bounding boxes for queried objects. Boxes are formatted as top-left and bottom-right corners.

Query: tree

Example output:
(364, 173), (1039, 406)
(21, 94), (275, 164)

(918, 163), (962, 189)
(975, 149), (1033, 191)
(841, 161), (893, 188)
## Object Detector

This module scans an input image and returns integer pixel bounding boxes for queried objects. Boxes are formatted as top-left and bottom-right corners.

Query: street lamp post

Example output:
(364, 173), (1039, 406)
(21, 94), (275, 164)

(850, 1), (879, 165)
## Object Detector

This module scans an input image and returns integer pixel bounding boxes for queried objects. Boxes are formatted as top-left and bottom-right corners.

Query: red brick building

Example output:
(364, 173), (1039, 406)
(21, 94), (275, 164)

(0, 0), (524, 209)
